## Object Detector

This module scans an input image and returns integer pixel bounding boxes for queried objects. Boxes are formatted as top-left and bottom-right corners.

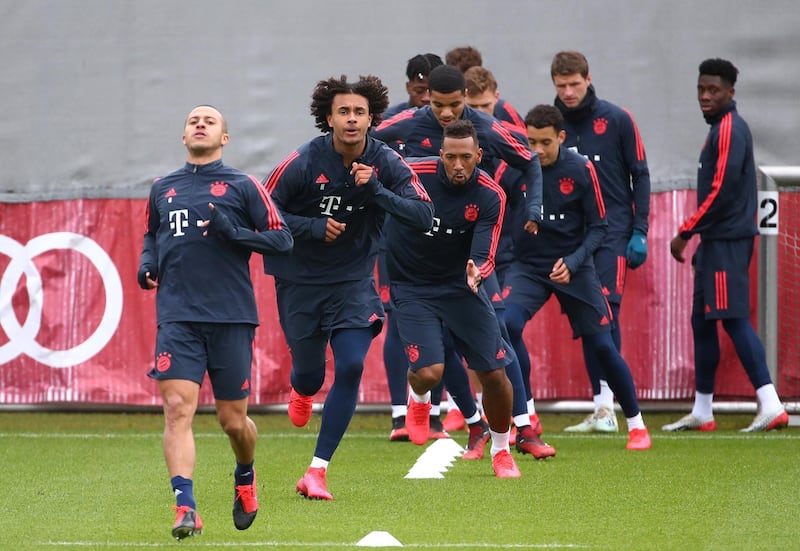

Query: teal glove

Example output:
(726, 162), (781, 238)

(625, 229), (647, 269)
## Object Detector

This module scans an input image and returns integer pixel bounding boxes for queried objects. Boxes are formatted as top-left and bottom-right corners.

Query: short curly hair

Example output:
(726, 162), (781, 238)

(406, 53), (443, 81)
(699, 58), (738, 87)
(310, 75), (389, 132)
(443, 118), (478, 144)
(524, 104), (564, 133)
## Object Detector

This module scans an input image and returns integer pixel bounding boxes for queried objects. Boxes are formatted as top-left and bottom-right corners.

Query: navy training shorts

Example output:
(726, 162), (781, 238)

(692, 237), (754, 320)
(274, 277), (384, 373)
(148, 321), (255, 400)
(391, 282), (509, 373)
(504, 262), (614, 339)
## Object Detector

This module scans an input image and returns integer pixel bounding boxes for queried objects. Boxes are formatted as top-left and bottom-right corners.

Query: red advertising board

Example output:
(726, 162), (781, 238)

(0, 194), (769, 407)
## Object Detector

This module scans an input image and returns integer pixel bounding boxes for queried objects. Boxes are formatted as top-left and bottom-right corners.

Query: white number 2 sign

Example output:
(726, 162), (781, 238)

(757, 191), (779, 236)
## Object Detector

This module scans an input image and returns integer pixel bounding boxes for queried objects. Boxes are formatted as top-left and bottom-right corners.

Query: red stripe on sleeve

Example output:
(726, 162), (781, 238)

(247, 175), (285, 230)
(622, 108), (646, 161)
(586, 161), (606, 219)
(493, 160), (509, 182)
(476, 173), (506, 278)
(376, 109), (415, 131)
(491, 121), (533, 161)
(264, 151), (300, 194)
(408, 171), (431, 202)
(679, 113), (733, 234)
(499, 102), (526, 131)
(408, 160), (439, 174)
(399, 158), (432, 202)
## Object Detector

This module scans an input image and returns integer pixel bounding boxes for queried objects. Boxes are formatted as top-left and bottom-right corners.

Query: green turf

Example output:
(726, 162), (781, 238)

(0, 412), (797, 550)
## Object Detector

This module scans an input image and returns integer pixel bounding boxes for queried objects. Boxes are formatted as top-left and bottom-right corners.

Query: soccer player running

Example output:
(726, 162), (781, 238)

(504, 105), (652, 451)
(139, 105), (293, 539)
(373, 64), (553, 459)
(385, 119), (523, 477)
(550, 51), (652, 433)
(263, 75), (434, 500)
(663, 58), (788, 433)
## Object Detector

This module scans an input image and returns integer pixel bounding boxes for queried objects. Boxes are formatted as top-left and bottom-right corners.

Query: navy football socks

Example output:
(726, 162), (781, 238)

(171, 475), (196, 509)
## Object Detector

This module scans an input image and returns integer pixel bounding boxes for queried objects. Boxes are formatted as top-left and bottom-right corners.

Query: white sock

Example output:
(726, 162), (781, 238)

(595, 380), (615, 410)
(430, 404), (441, 416)
(489, 428), (511, 456)
(410, 390), (431, 404)
(464, 412), (481, 425)
(310, 457), (329, 470)
(526, 398), (537, 416)
(391, 404), (407, 418)
(755, 384), (783, 414)
(475, 392), (484, 414)
(513, 414), (530, 428)
(692, 392), (714, 419)
(625, 413), (645, 431)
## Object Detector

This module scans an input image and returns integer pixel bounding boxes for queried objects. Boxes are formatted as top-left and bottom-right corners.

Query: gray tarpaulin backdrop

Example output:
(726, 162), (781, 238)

(1, 0), (797, 202)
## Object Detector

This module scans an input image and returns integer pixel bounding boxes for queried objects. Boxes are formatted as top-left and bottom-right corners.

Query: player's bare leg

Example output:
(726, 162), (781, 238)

(159, 379), (203, 538)
(217, 398), (259, 530)
(475, 368), (512, 435)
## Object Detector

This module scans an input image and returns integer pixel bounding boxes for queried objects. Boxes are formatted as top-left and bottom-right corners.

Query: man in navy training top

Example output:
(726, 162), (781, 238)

(503, 105), (652, 451)
(385, 119), (523, 477)
(445, 45), (525, 130)
(549, 51), (652, 433)
(263, 75), (434, 500)
(663, 58), (788, 433)
(139, 105), (293, 540)
(373, 64), (548, 453)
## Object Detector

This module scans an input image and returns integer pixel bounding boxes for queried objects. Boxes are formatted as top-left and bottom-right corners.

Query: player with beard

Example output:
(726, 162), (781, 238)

(374, 65), (553, 459)
(385, 119), (524, 477)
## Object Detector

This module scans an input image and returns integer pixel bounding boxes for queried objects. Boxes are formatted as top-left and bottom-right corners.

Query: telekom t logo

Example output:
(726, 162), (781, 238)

(423, 217), (442, 237)
(319, 196), (342, 216)
(169, 209), (190, 237)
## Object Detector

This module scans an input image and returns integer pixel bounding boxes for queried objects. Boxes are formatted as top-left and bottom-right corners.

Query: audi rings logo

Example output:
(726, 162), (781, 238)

(0, 232), (123, 368)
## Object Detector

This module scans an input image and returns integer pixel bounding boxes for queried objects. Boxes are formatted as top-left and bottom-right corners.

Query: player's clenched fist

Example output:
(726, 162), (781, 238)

(350, 162), (374, 186)
(325, 218), (347, 242)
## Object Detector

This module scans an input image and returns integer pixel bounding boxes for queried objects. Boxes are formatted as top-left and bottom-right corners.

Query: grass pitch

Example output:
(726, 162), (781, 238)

(0, 411), (797, 550)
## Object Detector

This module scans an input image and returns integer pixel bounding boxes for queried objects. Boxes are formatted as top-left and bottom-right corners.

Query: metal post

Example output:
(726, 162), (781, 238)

(758, 166), (800, 392)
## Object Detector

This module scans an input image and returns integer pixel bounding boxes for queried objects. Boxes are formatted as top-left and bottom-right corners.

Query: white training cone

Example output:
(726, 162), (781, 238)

(356, 530), (403, 547)
(405, 438), (463, 479)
